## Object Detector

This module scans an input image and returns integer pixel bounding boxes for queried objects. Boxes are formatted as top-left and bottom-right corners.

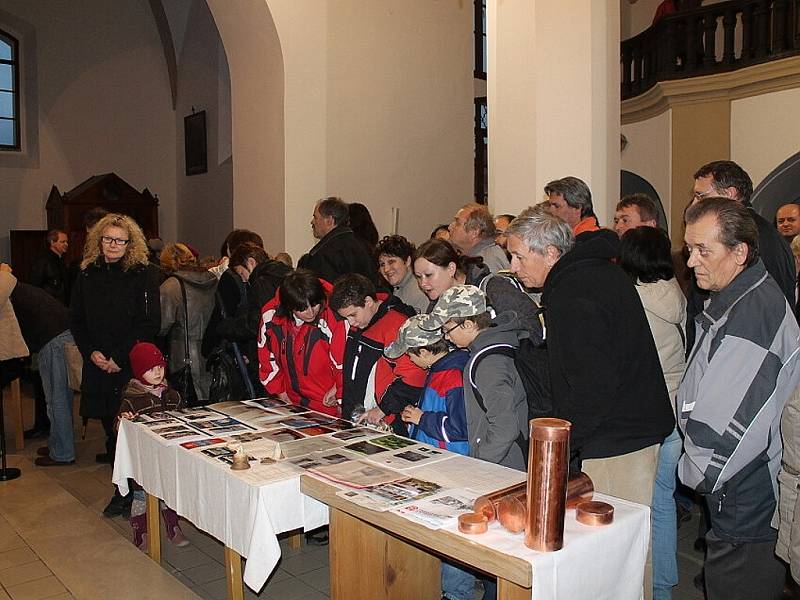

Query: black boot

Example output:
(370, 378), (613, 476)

(103, 488), (133, 518)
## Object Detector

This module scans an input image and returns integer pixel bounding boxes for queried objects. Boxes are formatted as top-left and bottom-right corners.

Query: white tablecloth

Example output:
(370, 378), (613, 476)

(112, 419), (329, 592)
(444, 493), (649, 600)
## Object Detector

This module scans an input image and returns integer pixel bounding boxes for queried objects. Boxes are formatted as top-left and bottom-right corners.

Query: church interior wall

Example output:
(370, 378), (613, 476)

(0, 0), (177, 261)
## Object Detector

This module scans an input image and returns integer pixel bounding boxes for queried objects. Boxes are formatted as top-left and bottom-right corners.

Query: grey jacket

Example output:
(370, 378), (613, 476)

(678, 259), (800, 542)
(464, 311), (529, 471)
(160, 271), (218, 404)
(468, 238), (509, 274)
(392, 271), (428, 315)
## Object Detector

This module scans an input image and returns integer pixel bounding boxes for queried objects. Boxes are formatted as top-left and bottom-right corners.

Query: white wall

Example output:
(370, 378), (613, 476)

(621, 110), (672, 219)
(174, 0), (233, 257)
(0, 0), (176, 261)
(731, 88), (800, 187)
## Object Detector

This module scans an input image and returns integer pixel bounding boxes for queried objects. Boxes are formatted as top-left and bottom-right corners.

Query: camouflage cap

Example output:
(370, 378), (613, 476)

(384, 314), (445, 359)
(418, 285), (487, 331)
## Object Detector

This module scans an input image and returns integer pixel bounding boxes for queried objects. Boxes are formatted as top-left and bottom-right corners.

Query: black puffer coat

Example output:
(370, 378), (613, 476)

(70, 259), (161, 419)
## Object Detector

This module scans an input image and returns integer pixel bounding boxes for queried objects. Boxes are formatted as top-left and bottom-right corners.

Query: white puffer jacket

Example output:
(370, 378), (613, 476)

(635, 277), (687, 413)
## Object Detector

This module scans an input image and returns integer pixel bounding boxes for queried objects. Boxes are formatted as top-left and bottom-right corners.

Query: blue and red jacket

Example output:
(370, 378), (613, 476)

(410, 350), (470, 456)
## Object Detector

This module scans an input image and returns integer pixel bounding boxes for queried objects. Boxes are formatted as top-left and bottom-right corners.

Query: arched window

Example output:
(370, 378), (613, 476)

(0, 29), (19, 150)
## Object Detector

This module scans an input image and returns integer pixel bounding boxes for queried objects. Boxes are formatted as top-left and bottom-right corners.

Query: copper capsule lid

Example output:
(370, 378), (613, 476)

(529, 418), (572, 442)
(575, 501), (614, 526)
(458, 512), (489, 535)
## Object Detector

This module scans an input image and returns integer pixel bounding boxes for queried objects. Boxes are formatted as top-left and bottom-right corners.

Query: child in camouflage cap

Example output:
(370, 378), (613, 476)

(384, 314), (469, 456)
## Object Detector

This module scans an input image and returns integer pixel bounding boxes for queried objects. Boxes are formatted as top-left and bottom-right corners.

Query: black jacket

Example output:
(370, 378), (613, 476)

(10, 281), (70, 352)
(70, 260), (161, 418)
(30, 249), (69, 305)
(298, 226), (377, 285)
(542, 230), (674, 466)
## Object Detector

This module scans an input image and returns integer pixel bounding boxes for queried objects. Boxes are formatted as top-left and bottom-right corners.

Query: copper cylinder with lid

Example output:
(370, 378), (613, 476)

(524, 418), (571, 552)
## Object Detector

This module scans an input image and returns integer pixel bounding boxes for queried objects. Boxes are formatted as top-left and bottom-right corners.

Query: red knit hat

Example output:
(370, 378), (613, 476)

(129, 342), (167, 384)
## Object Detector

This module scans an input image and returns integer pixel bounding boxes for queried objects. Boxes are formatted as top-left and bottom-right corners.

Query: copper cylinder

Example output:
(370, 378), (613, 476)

(473, 482), (527, 522)
(497, 472), (594, 534)
(524, 418), (571, 552)
(576, 501), (614, 526)
(565, 471), (594, 509)
(497, 493), (527, 534)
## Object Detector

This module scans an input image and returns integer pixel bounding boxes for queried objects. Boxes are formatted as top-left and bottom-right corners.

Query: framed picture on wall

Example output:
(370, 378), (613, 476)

(184, 110), (208, 176)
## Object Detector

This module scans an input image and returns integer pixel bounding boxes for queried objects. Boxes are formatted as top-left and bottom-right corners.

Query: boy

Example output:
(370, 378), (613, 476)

(420, 285), (529, 471)
(384, 314), (469, 455)
(330, 274), (425, 434)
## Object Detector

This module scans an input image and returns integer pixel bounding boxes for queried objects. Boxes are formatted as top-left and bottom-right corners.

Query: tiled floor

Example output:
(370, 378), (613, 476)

(1, 382), (711, 599)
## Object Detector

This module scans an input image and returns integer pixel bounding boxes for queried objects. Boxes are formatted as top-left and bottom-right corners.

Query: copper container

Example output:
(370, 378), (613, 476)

(576, 501), (614, 526)
(458, 512), (489, 534)
(473, 482), (527, 522)
(524, 418), (571, 552)
(565, 471), (594, 509)
(497, 472), (593, 534)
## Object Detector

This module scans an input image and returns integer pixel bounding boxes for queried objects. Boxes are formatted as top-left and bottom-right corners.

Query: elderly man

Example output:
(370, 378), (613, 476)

(613, 194), (659, 237)
(297, 196), (377, 285)
(777, 203), (800, 242)
(448, 203), (509, 273)
(544, 176), (600, 238)
(679, 197), (800, 600)
(30, 229), (69, 305)
(493, 213), (515, 252)
(506, 210), (673, 492)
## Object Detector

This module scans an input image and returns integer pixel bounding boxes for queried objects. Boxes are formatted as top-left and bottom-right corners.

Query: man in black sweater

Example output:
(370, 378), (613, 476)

(506, 210), (674, 493)
(298, 197), (377, 285)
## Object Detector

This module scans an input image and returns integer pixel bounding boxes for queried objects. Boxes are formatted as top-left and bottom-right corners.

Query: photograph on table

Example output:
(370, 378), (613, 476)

(345, 440), (390, 456)
(180, 438), (226, 449)
(279, 435), (343, 459)
(309, 458), (402, 488)
(368, 435), (418, 451)
(331, 427), (378, 441)
(371, 445), (451, 469)
(273, 416), (320, 429)
(296, 425), (335, 437)
(161, 429), (206, 441)
(151, 425), (196, 435)
(244, 397), (293, 410)
(202, 446), (234, 459)
(289, 450), (354, 470)
(351, 477), (442, 508)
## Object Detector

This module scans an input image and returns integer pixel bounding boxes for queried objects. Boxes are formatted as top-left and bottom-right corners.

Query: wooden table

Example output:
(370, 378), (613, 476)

(302, 476), (532, 600)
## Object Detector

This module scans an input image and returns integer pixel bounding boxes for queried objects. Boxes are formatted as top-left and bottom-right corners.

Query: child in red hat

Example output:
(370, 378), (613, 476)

(116, 342), (188, 550)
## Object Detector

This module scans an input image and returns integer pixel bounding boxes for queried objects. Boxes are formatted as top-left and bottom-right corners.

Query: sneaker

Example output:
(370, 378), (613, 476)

(305, 530), (329, 546)
(36, 446), (49, 457)
(169, 527), (190, 548)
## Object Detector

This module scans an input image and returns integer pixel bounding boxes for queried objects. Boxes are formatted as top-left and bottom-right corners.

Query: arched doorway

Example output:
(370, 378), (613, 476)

(751, 151), (800, 220)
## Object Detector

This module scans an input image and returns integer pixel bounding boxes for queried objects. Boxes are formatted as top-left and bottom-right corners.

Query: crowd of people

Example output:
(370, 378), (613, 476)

(3, 159), (800, 600)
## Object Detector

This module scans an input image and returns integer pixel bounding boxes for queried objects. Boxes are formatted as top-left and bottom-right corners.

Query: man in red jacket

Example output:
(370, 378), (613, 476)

(330, 274), (425, 434)
(258, 270), (346, 416)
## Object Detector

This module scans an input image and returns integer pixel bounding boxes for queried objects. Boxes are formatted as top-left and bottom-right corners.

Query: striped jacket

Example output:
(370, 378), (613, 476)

(678, 259), (800, 542)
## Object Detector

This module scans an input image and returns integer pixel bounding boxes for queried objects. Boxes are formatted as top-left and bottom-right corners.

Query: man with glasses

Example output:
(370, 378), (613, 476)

(692, 161), (795, 306)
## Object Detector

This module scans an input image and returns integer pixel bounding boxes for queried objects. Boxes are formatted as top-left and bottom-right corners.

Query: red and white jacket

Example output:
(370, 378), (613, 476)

(257, 280), (346, 416)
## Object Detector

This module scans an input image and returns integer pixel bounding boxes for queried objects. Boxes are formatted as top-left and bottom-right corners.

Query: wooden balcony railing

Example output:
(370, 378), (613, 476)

(621, 0), (800, 100)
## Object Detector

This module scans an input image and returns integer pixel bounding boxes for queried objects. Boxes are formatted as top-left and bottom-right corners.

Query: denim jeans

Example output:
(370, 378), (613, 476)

(652, 428), (682, 600)
(441, 561), (475, 600)
(40, 331), (76, 462)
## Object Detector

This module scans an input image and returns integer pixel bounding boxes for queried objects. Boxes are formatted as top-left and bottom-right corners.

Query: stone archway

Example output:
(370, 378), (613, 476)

(751, 151), (800, 222)
(621, 169), (669, 232)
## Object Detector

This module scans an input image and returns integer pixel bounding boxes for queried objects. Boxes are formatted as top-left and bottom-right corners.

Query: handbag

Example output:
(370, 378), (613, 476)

(167, 277), (200, 407)
(205, 289), (257, 403)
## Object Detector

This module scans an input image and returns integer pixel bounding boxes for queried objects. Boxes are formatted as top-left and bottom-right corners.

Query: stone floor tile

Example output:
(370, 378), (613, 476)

(6, 574), (67, 600)
(0, 560), (52, 588)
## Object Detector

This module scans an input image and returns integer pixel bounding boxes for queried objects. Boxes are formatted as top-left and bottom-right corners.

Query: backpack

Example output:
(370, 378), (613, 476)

(467, 338), (553, 460)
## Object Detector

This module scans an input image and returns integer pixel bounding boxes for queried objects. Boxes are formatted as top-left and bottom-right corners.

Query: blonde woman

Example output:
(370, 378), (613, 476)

(70, 213), (160, 515)
(159, 243), (217, 404)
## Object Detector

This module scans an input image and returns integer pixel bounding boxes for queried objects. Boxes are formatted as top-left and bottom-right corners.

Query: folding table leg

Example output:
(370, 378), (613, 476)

(145, 493), (161, 563)
(224, 546), (244, 600)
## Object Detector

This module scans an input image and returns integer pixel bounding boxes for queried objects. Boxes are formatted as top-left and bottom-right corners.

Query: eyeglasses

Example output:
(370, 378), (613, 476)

(692, 189), (715, 201)
(101, 236), (130, 246)
(441, 322), (463, 336)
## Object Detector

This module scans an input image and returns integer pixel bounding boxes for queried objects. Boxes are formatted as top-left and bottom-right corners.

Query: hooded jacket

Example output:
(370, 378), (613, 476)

(464, 311), (530, 471)
(635, 277), (687, 409)
(341, 293), (425, 431)
(542, 230), (674, 464)
(679, 259), (800, 543)
(257, 279), (346, 415)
